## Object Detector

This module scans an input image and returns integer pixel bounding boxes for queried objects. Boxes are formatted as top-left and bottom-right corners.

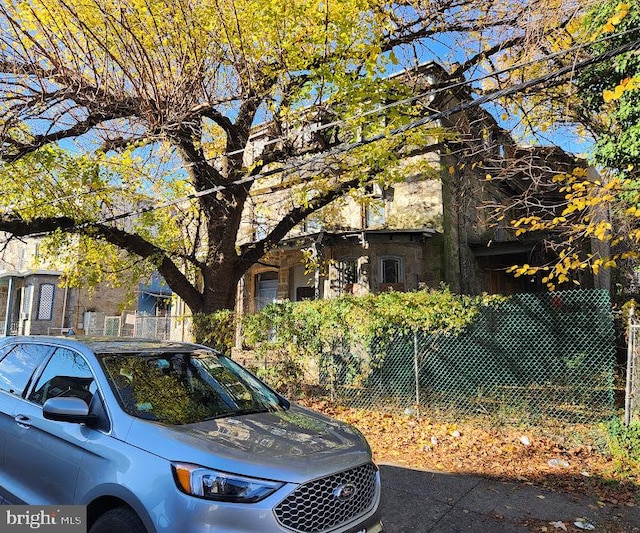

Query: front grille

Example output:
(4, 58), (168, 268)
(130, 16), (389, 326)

(274, 462), (378, 533)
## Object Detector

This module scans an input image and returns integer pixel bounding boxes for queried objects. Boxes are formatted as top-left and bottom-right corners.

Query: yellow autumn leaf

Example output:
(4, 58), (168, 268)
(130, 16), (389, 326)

(609, 3), (630, 24)
(614, 84), (625, 99)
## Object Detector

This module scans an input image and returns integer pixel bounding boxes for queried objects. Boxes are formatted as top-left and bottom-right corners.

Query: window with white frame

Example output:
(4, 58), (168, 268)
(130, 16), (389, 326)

(379, 256), (404, 284)
(37, 283), (55, 321)
(21, 285), (32, 319)
(302, 190), (323, 234)
(364, 184), (388, 228)
(255, 271), (278, 311)
(303, 215), (322, 234)
(365, 201), (386, 228)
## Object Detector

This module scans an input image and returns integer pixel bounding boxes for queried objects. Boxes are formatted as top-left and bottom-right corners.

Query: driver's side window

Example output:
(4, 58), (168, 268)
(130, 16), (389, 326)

(29, 348), (96, 406)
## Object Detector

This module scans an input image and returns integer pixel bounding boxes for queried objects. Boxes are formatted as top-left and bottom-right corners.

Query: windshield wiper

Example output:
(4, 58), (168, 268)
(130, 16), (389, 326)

(234, 407), (271, 416)
(202, 407), (271, 421)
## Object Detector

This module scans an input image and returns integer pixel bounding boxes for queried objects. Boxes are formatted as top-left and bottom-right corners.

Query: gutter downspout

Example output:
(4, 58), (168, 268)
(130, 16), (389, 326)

(60, 285), (69, 332)
(3, 277), (15, 336)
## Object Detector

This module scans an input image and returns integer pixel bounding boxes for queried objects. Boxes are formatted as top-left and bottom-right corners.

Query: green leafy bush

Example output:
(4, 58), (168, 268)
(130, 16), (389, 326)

(606, 417), (640, 475)
(241, 287), (504, 391)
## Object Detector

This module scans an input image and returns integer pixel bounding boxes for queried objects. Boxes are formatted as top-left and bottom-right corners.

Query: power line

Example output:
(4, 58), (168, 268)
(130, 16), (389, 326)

(6, 26), (640, 236)
(6, 24), (638, 215)
(201, 24), (640, 163)
(95, 33), (640, 225)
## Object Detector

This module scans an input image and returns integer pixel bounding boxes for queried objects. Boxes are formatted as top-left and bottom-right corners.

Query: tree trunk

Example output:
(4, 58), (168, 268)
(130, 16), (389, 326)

(181, 261), (246, 345)
(200, 268), (241, 315)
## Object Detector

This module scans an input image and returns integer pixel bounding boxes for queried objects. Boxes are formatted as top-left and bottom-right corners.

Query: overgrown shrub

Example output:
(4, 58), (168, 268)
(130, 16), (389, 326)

(253, 347), (307, 397)
(241, 287), (504, 392)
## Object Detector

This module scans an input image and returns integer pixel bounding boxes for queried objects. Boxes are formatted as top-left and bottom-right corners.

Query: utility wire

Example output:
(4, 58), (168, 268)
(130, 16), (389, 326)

(6, 22), (639, 215)
(6, 24), (639, 214)
(87, 34), (640, 226)
(199, 24), (640, 162)
(7, 27), (640, 237)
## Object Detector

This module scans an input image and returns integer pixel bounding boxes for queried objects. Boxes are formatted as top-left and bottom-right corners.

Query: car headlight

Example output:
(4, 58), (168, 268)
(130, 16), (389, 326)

(172, 462), (284, 503)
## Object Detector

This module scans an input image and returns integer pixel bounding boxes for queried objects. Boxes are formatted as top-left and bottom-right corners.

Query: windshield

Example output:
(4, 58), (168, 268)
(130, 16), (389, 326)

(100, 350), (285, 425)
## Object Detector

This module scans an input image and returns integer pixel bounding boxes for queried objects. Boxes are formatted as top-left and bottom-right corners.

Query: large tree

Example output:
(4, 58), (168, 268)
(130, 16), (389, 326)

(578, 0), (640, 174)
(492, 0), (640, 291)
(0, 0), (593, 315)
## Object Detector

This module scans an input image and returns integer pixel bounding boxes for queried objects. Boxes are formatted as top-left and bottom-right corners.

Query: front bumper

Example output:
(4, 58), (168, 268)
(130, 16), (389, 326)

(343, 511), (383, 533)
(158, 471), (382, 533)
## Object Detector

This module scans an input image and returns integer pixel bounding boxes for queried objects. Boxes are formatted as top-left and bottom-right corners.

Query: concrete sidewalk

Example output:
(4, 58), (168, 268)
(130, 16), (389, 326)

(379, 464), (640, 532)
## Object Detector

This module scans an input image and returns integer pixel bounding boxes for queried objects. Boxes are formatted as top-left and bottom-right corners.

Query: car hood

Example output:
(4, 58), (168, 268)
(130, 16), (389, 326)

(124, 404), (372, 483)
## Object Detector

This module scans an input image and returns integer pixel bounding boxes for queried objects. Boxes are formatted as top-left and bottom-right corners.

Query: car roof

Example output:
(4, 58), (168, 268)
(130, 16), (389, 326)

(1, 336), (206, 355)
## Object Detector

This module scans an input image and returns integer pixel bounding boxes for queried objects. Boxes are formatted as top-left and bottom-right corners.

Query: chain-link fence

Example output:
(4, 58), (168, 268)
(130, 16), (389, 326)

(626, 318), (640, 424)
(83, 312), (192, 342)
(308, 290), (616, 424)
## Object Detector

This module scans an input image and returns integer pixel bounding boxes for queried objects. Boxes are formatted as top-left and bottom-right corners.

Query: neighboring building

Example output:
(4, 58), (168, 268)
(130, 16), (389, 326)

(137, 272), (173, 316)
(0, 237), (173, 337)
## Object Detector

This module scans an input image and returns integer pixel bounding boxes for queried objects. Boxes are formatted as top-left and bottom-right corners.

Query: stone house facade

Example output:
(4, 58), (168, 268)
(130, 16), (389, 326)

(1, 62), (609, 337)
(235, 63), (608, 315)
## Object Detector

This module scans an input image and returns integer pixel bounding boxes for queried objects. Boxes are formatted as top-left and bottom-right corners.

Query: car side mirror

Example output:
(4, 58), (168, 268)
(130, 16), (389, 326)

(43, 397), (96, 424)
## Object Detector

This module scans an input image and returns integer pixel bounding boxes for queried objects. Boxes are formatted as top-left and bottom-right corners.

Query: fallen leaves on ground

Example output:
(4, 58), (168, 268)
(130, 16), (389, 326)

(298, 400), (639, 507)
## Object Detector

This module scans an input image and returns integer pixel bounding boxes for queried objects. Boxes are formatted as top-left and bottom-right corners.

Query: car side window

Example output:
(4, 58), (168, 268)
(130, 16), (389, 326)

(0, 343), (52, 396)
(29, 348), (96, 406)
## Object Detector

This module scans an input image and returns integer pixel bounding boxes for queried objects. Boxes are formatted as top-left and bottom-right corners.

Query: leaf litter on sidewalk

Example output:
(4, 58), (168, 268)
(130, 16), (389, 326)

(299, 400), (639, 507)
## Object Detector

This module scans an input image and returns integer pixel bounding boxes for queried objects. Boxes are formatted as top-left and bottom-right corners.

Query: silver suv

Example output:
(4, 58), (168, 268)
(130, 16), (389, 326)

(0, 336), (382, 533)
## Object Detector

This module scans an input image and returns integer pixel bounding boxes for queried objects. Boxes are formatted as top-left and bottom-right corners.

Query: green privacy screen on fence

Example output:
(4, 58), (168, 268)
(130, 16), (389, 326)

(324, 289), (616, 423)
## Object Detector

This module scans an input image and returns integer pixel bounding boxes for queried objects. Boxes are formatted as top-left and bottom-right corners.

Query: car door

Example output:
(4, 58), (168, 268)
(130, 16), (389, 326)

(0, 342), (54, 503)
(0, 342), (18, 473)
(4, 346), (100, 504)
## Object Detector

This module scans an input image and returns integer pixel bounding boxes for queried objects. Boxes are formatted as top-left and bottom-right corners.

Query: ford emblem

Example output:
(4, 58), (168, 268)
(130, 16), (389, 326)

(333, 483), (357, 501)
